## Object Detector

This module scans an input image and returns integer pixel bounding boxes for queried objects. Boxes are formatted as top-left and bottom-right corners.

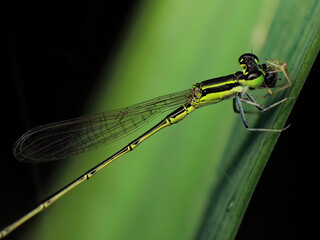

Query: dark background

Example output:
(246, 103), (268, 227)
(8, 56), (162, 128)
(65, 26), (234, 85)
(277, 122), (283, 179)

(2, 1), (318, 239)
(2, 0), (140, 239)
(236, 56), (318, 239)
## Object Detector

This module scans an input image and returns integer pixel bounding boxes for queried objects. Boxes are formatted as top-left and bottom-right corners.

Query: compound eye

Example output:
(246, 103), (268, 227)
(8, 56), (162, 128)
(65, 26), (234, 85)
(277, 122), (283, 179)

(238, 53), (259, 64)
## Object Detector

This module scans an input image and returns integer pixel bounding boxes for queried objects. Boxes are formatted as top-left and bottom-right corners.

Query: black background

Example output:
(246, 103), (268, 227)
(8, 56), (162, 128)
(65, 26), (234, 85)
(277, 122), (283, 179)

(2, 1), (318, 239)
(2, 1), (140, 239)
(236, 55), (318, 239)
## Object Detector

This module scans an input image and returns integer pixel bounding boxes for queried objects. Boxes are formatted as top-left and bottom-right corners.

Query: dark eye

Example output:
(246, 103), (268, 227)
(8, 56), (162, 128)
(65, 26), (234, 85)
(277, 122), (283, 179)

(238, 53), (259, 63)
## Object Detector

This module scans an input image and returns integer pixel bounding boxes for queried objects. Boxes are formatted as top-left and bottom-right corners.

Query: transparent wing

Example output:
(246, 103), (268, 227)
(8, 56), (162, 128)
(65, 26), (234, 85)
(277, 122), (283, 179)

(14, 89), (192, 162)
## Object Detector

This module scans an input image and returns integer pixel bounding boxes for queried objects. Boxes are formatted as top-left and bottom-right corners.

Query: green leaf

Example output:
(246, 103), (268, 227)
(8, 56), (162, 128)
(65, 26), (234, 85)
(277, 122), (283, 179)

(25, 0), (319, 240)
(197, 1), (320, 239)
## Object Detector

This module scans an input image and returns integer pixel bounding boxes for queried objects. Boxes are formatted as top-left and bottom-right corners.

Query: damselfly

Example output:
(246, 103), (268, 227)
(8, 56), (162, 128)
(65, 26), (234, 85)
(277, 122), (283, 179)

(0, 53), (292, 238)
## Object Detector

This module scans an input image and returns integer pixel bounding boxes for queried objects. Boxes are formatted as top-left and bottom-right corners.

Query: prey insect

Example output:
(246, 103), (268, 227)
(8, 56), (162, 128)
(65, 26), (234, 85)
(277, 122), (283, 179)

(1, 53), (292, 238)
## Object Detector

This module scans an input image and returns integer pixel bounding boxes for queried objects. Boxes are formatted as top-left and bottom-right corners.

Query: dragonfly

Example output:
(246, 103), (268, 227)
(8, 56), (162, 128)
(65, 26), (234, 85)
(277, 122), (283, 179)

(0, 53), (292, 238)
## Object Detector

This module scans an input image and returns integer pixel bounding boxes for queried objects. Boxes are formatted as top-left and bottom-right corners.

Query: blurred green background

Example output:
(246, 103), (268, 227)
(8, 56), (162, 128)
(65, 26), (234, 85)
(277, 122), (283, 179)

(35, 1), (278, 239)
(2, 0), (319, 239)
(37, 0), (278, 239)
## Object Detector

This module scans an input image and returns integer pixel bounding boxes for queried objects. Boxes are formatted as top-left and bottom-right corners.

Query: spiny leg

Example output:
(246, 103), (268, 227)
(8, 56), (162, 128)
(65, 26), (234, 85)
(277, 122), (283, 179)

(233, 98), (259, 114)
(233, 86), (260, 114)
(235, 96), (290, 132)
(234, 84), (294, 113)
(239, 92), (294, 112)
